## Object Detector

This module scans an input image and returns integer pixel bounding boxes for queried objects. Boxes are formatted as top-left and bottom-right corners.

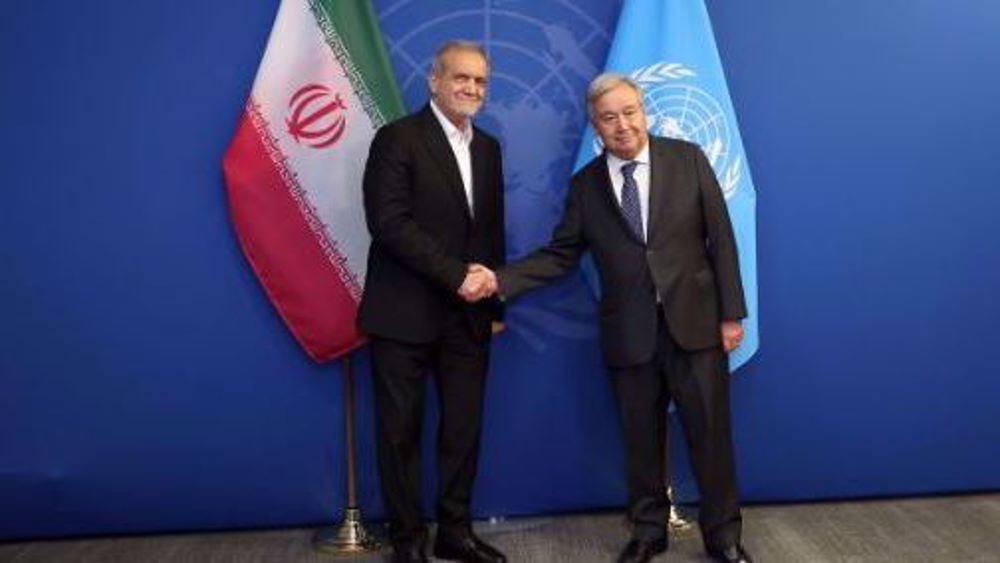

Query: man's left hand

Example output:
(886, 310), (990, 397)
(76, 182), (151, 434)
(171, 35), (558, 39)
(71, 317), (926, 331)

(720, 320), (744, 353)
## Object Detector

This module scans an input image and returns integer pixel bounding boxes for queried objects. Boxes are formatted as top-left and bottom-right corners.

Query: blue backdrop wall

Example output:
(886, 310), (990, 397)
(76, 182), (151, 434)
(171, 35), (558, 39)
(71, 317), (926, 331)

(2, 0), (999, 540)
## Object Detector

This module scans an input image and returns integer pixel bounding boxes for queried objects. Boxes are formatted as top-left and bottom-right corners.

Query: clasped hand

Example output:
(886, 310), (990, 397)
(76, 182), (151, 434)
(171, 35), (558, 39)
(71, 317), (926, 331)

(457, 263), (497, 303)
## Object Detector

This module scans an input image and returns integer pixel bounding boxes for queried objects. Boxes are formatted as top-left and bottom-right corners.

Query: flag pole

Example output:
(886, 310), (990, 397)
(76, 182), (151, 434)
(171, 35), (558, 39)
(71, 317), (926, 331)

(313, 352), (383, 554)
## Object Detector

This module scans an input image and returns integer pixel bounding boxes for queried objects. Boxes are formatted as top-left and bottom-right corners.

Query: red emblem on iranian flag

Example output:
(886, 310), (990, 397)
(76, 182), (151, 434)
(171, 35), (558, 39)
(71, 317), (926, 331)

(286, 84), (348, 149)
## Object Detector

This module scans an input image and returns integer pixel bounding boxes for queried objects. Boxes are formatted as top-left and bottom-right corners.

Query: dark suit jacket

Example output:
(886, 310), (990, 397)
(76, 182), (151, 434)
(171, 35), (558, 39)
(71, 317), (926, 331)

(358, 105), (505, 344)
(500, 136), (745, 367)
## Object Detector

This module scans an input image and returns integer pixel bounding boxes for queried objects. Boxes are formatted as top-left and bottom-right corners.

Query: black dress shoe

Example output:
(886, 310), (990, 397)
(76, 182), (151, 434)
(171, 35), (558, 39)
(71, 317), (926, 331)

(616, 537), (668, 563)
(433, 530), (506, 563)
(707, 543), (754, 563)
(390, 541), (428, 563)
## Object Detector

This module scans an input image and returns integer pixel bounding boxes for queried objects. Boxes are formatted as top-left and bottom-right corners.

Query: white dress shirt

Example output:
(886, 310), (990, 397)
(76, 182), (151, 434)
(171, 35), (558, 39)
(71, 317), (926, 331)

(605, 142), (651, 240)
(430, 100), (474, 216)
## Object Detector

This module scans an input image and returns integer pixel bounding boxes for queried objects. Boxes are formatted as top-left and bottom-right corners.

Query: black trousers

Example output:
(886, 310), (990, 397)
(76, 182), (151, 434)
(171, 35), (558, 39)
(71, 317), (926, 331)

(369, 311), (489, 544)
(609, 312), (742, 550)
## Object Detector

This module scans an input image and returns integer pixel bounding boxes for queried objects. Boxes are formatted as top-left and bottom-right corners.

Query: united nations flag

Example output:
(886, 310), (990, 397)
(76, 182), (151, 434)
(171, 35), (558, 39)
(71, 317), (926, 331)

(576, 0), (759, 370)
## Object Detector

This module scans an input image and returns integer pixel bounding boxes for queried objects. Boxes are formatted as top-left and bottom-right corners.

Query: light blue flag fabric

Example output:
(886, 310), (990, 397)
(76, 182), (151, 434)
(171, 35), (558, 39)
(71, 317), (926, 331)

(575, 0), (759, 371)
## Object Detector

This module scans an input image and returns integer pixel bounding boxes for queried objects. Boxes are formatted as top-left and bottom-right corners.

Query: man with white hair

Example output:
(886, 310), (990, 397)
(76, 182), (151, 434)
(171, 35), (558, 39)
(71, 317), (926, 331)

(469, 73), (752, 563)
(360, 40), (507, 563)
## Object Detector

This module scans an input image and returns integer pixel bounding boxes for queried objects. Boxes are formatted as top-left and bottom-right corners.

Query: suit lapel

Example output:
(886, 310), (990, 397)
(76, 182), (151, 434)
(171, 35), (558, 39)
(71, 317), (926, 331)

(470, 131), (490, 225)
(647, 138), (665, 243)
(647, 137), (681, 245)
(419, 106), (472, 222)
(594, 154), (646, 246)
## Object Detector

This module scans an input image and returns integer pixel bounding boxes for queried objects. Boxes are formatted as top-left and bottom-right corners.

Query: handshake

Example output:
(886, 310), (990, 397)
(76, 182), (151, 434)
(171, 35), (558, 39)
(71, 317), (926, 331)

(457, 263), (498, 303)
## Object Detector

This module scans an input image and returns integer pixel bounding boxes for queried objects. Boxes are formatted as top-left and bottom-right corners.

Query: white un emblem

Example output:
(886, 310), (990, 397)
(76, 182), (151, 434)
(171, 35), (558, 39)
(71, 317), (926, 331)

(624, 62), (743, 200)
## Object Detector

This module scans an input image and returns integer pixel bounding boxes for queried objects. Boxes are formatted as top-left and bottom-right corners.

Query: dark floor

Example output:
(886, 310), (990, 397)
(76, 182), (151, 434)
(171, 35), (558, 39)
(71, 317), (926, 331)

(2, 494), (998, 562)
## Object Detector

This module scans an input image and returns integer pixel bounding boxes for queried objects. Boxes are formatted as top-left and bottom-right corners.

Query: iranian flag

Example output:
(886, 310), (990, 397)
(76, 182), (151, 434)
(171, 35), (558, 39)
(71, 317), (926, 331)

(223, 0), (405, 362)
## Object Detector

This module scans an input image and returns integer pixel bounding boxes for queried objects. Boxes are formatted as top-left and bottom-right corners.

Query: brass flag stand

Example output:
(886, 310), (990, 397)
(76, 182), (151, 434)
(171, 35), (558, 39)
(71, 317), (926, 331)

(313, 353), (384, 554)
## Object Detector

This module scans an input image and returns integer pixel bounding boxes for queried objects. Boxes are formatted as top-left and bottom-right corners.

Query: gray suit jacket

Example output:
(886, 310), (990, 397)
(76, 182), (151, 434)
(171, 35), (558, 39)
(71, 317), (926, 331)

(499, 136), (745, 367)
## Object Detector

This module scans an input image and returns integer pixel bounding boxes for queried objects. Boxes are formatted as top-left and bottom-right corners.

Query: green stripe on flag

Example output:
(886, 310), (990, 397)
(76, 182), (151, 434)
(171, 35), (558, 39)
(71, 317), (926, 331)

(310, 0), (406, 127)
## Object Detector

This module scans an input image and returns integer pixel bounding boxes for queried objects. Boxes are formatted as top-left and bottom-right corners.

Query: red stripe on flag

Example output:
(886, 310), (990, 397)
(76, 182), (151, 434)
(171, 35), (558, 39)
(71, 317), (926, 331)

(223, 108), (366, 362)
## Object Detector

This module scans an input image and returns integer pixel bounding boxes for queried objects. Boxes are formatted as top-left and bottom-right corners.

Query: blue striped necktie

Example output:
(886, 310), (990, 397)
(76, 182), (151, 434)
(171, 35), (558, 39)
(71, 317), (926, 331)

(620, 161), (644, 242)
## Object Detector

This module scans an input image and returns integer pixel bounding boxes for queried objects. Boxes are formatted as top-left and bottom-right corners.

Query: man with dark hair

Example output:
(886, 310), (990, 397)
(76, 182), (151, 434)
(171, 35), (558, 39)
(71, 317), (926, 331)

(359, 40), (506, 563)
